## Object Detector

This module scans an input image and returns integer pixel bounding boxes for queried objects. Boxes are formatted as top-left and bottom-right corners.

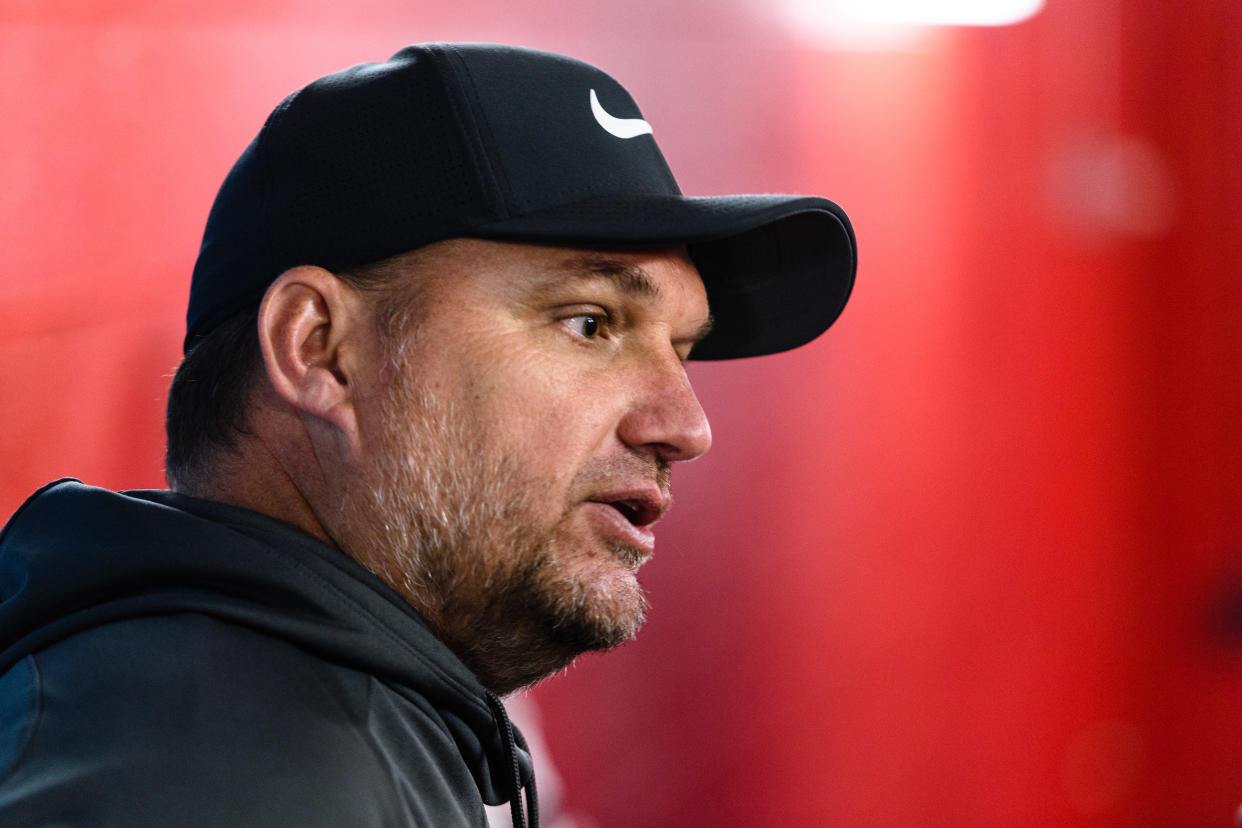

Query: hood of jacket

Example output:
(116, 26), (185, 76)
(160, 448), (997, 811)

(0, 479), (533, 809)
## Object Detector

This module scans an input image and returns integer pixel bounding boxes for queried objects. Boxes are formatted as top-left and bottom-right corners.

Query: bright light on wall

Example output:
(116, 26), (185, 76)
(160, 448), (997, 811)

(782, 0), (1045, 49)
(787, 0), (1044, 27)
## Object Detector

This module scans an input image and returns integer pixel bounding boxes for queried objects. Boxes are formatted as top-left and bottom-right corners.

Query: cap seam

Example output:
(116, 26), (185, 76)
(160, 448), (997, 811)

(432, 44), (512, 220)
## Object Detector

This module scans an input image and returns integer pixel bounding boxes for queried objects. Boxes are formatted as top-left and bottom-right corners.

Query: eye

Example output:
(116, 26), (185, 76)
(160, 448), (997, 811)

(565, 314), (604, 339)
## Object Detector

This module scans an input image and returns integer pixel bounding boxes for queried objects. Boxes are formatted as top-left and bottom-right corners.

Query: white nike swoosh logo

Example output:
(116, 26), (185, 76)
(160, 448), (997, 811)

(590, 89), (653, 139)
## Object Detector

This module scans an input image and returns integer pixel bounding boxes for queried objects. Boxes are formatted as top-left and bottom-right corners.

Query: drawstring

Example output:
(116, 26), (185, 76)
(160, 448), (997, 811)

(512, 722), (540, 828)
(484, 690), (539, 828)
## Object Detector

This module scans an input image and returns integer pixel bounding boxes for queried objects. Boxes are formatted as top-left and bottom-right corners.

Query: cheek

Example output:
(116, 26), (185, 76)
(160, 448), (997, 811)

(467, 355), (624, 486)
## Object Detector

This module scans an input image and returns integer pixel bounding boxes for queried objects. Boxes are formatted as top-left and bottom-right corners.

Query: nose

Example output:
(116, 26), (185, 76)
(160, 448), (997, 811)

(616, 356), (713, 463)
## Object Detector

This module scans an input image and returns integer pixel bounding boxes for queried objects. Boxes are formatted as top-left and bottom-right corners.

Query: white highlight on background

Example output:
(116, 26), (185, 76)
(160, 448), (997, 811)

(782, 0), (1045, 50)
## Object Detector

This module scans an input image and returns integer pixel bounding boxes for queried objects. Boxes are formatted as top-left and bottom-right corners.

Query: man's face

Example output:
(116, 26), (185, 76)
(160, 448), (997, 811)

(336, 239), (713, 693)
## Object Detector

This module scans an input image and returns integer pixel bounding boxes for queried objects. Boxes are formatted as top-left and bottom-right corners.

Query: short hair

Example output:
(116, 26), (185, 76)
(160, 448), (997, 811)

(164, 252), (425, 490)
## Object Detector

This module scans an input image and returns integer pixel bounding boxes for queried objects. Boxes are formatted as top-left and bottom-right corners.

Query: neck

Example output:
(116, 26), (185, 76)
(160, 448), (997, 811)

(176, 436), (335, 549)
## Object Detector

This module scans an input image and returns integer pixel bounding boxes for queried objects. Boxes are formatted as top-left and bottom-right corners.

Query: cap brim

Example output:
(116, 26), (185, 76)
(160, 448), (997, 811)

(470, 193), (856, 360)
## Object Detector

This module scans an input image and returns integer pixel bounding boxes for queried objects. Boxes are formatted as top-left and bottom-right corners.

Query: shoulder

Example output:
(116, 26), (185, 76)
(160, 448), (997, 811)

(0, 614), (486, 827)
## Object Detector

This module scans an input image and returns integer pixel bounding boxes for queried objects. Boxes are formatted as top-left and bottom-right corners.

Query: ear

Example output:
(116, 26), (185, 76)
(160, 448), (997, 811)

(256, 266), (369, 440)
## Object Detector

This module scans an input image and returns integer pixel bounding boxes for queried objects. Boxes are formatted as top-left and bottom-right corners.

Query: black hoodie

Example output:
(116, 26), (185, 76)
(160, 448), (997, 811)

(0, 480), (538, 827)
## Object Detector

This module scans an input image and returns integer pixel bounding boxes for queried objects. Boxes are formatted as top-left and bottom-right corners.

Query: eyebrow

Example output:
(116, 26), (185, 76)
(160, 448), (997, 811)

(554, 254), (716, 344)
(568, 256), (663, 301)
(688, 314), (716, 344)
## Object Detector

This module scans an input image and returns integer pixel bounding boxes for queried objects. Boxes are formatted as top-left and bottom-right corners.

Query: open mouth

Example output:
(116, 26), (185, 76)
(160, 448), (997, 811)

(592, 495), (665, 529)
(613, 499), (649, 527)
(580, 491), (668, 559)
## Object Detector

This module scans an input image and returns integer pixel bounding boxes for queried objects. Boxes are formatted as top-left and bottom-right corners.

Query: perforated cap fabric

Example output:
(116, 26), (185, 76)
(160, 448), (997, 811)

(186, 43), (857, 359)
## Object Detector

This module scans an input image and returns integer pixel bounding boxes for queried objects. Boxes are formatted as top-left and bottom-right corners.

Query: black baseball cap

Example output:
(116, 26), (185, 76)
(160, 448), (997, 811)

(186, 43), (857, 360)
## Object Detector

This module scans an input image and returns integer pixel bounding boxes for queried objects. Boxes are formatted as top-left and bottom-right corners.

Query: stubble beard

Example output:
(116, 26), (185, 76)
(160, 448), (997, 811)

(337, 358), (649, 695)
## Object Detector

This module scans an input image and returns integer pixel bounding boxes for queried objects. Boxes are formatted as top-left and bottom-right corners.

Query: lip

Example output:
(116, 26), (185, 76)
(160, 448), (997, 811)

(581, 501), (658, 557)
(580, 485), (670, 557)
(587, 485), (671, 528)
(581, 486), (670, 551)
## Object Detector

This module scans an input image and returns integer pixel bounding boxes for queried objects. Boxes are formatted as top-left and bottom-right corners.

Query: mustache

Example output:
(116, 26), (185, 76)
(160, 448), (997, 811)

(567, 453), (672, 504)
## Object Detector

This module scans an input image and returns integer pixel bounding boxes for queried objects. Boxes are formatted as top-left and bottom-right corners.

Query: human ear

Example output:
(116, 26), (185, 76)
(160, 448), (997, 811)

(256, 266), (366, 438)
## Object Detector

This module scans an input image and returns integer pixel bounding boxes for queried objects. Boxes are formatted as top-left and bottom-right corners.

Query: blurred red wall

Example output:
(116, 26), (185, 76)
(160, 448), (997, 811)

(2, 1), (1239, 825)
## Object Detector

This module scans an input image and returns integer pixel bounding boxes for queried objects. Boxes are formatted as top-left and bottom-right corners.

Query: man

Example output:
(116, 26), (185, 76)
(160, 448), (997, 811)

(0, 44), (855, 826)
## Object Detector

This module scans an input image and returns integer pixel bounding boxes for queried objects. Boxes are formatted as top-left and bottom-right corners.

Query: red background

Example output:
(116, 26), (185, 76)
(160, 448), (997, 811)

(2, 1), (1239, 825)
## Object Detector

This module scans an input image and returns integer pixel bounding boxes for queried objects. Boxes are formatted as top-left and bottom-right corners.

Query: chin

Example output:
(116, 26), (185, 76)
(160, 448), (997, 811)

(437, 540), (650, 694)
(535, 547), (650, 653)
